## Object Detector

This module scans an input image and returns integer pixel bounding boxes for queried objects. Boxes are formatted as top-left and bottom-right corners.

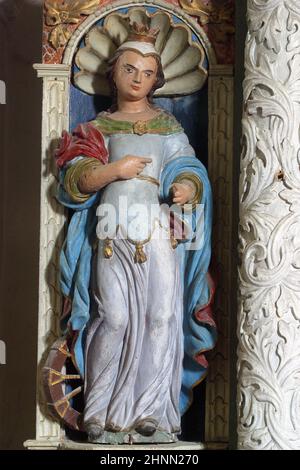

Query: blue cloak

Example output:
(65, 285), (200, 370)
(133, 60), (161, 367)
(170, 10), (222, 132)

(58, 155), (216, 415)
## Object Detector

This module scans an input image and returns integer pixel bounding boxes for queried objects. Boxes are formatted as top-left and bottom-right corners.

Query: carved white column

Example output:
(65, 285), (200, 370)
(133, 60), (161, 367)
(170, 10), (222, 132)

(206, 65), (234, 445)
(238, 0), (300, 450)
(24, 64), (70, 449)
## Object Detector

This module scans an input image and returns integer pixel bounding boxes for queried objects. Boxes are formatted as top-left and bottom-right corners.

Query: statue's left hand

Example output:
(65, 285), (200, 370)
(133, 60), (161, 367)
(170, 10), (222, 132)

(171, 182), (194, 205)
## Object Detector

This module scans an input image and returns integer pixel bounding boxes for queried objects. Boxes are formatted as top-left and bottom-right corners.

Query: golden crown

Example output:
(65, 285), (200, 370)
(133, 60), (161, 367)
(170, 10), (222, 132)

(127, 22), (160, 45)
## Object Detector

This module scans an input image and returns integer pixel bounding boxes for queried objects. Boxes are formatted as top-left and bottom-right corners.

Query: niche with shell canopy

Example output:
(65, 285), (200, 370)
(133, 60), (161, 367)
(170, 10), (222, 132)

(69, 6), (210, 165)
(44, 4), (211, 441)
(26, 0), (235, 451)
(73, 7), (208, 97)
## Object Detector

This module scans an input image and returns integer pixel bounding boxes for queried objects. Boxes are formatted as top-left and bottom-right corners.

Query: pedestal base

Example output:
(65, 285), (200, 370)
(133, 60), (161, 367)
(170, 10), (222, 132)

(87, 429), (177, 445)
(24, 438), (205, 451)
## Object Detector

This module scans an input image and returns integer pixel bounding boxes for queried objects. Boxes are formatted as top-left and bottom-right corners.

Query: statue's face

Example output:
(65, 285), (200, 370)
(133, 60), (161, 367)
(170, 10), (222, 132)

(114, 50), (158, 102)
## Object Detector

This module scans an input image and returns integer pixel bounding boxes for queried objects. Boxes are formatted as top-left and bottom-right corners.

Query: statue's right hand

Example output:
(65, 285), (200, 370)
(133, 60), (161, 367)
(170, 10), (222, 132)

(114, 155), (152, 180)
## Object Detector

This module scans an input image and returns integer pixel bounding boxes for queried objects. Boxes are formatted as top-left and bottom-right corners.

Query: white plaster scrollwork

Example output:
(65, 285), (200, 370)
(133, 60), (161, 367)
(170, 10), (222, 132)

(32, 64), (70, 442)
(206, 66), (233, 444)
(238, 0), (300, 450)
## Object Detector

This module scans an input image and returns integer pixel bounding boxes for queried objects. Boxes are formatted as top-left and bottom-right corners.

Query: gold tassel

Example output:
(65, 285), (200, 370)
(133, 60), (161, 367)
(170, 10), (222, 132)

(170, 235), (178, 249)
(103, 238), (113, 259)
(134, 243), (147, 263)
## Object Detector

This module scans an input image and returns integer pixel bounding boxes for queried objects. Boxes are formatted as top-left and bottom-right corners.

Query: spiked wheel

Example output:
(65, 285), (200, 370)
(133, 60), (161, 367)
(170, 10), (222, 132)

(43, 337), (84, 431)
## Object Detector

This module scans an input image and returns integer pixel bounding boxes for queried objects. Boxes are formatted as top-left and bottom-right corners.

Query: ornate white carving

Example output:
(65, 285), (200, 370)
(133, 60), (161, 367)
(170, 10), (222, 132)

(32, 64), (70, 442)
(238, 0), (300, 450)
(206, 66), (233, 443)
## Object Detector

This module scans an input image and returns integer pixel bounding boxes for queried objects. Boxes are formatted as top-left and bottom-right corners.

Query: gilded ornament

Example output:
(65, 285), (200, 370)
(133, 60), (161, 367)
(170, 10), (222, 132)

(178, 0), (213, 24)
(45, 0), (99, 50)
(133, 242), (148, 264)
(49, 24), (72, 49)
(179, 0), (234, 42)
(103, 238), (113, 259)
(170, 235), (179, 249)
(133, 120), (148, 136)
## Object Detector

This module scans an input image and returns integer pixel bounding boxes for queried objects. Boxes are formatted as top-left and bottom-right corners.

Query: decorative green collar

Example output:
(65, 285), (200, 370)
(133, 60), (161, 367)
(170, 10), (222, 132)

(91, 110), (183, 136)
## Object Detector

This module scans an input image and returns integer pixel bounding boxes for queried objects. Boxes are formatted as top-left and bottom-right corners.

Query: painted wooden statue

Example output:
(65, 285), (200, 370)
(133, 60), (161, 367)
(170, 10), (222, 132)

(54, 19), (216, 444)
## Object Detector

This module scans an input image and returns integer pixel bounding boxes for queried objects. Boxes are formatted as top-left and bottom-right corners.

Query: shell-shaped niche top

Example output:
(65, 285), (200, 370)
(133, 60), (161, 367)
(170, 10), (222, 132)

(73, 8), (208, 97)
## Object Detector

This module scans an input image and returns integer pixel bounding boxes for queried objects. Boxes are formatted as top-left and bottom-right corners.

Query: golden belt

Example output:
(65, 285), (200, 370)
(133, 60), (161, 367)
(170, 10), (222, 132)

(134, 175), (160, 187)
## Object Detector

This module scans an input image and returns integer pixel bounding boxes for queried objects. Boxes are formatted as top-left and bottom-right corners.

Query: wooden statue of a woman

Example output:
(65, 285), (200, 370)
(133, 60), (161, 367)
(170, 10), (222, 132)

(55, 22), (216, 444)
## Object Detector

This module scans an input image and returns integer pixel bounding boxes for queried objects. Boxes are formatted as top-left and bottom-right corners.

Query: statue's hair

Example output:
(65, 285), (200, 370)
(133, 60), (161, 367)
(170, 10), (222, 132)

(106, 49), (165, 111)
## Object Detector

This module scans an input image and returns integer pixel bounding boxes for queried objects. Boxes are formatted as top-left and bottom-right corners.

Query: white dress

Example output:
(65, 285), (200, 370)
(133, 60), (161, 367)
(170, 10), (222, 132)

(83, 127), (195, 434)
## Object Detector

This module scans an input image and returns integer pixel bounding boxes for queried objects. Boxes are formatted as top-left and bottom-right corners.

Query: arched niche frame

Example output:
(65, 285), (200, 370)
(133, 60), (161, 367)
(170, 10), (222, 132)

(67, 6), (210, 163)
(27, 0), (233, 450)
